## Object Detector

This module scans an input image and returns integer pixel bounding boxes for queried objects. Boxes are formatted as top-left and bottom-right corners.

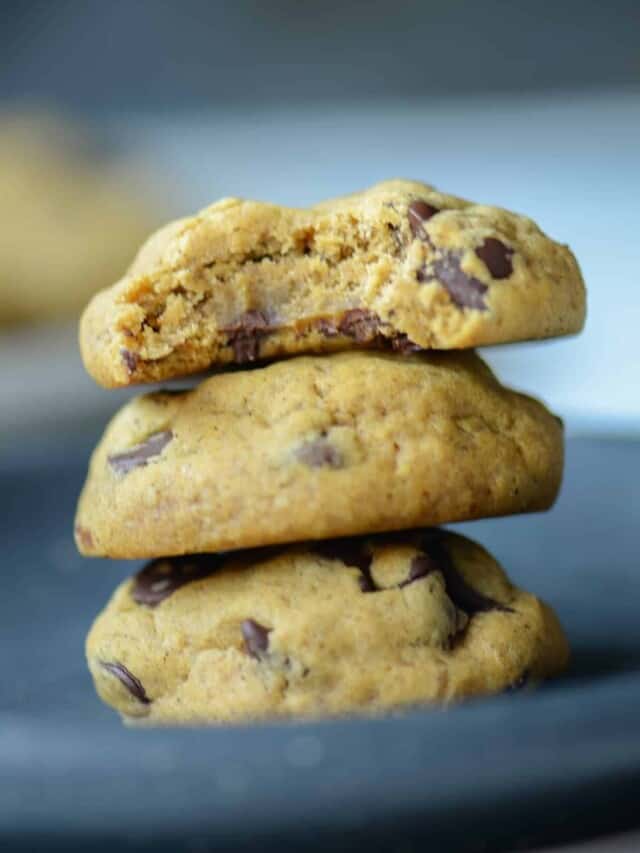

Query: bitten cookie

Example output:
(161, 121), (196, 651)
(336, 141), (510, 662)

(86, 529), (570, 724)
(79, 178), (586, 387)
(75, 350), (563, 559)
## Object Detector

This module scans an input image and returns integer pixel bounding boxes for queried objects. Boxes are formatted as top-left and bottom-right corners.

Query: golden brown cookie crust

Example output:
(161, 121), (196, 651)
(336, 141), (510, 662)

(86, 530), (570, 724)
(79, 179), (586, 387)
(74, 350), (563, 559)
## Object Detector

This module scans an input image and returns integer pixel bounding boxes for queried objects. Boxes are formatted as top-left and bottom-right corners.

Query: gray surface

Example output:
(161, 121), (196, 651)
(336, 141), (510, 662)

(1, 435), (640, 851)
(3, 1), (640, 109)
(531, 830), (640, 852)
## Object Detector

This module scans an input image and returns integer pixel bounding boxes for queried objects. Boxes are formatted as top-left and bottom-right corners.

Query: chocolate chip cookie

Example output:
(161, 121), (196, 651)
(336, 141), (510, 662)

(79, 179), (585, 387)
(74, 350), (563, 559)
(86, 529), (569, 723)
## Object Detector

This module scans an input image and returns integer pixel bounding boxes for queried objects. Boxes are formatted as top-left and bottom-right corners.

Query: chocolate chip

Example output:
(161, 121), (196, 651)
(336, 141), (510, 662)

(100, 661), (150, 704)
(223, 310), (271, 363)
(313, 537), (378, 592)
(419, 532), (511, 616)
(439, 561), (508, 615)
(132, 554), (222, 607)
(408, 200), (440, 239)
(390, 333), (422, 355)
(120, 348), (138, 375)
(398, 554), (440, 588)
(314, 530), (512, 613)
(108, 430), (173, 475)
(296, 438), (343, 469)
(317, 313), (420, 355)
(313, 538), (371, 574)
(316, 318), (339, 337)
(475, 238), (513, 279)
(75, 525), (94, 550)
(425, 250), (488, 310)
(337, 309), (382, 343)
(388, 223), (404, 252)
(242, 619), (271, 659)
(357, 567), (377, 593)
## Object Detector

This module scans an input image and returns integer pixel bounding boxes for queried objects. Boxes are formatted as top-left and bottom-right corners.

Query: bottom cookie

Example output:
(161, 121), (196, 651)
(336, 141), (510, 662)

(86, 530), (569, 724)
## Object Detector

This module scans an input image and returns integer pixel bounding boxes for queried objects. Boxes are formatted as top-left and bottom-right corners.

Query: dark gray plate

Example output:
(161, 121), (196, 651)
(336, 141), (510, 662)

(2, 434), (639, 852)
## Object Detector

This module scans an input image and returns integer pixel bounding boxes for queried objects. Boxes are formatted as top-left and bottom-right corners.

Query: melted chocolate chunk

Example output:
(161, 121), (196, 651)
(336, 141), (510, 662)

(317, 314), (419, 355)
(223, 310), (271, 363)
(313, 537), (377, 592)
(108, 430), (173, 475)
(296, 438), (343, 469)
(132, 554), (222, 607)
(120, 348), (139, 375)
(316, 318), (339, 337)
(337, 309), (382, 343)
(439, 560), (509, 615)
(314, 530), (510, 613)
(398, 553), (440, 588)
(242, 619), (271, 658)
(101, 661), (150, 704)
(408, 200), (440, 239)
(388, 222), (404, 252)
(475, 238), (513, 279)
(424, 250), (488, 310)
(419, 532), (511, 616)
(357, 566), (377, 593)
(316, 532), (439, 594)
(390, 333), (422, 354)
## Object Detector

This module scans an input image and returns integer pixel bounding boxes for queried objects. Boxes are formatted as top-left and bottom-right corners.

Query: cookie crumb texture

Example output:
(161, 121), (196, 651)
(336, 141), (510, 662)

(86, 530), (569, 724)
(74, 351), (564, 558)
(80, 179), (586, 387)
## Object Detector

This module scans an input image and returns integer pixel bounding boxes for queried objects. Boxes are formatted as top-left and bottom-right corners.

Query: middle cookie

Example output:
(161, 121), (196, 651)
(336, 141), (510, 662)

(75, 350), (563, 558)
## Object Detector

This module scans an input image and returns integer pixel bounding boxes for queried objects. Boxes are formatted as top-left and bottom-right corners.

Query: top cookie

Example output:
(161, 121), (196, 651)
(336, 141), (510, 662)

(80, 179), (586, 387)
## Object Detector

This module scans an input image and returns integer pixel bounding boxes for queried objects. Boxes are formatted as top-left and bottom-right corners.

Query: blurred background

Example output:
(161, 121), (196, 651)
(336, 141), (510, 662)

(1, 0), (639, 444)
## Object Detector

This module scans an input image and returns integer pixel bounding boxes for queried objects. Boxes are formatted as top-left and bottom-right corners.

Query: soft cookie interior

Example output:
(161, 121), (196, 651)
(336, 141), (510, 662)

(80, 179), (585, 387)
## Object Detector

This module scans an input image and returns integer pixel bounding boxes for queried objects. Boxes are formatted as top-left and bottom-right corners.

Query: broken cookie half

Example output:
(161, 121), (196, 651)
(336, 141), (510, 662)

(79, 179), (586, 387)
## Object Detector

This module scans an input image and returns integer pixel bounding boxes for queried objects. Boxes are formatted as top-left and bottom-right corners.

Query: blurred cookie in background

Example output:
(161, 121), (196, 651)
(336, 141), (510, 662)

(0, 110), (157, 326)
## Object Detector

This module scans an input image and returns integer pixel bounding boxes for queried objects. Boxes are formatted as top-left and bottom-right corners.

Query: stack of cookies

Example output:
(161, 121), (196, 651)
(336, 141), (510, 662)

(74, 180), (585, 724)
